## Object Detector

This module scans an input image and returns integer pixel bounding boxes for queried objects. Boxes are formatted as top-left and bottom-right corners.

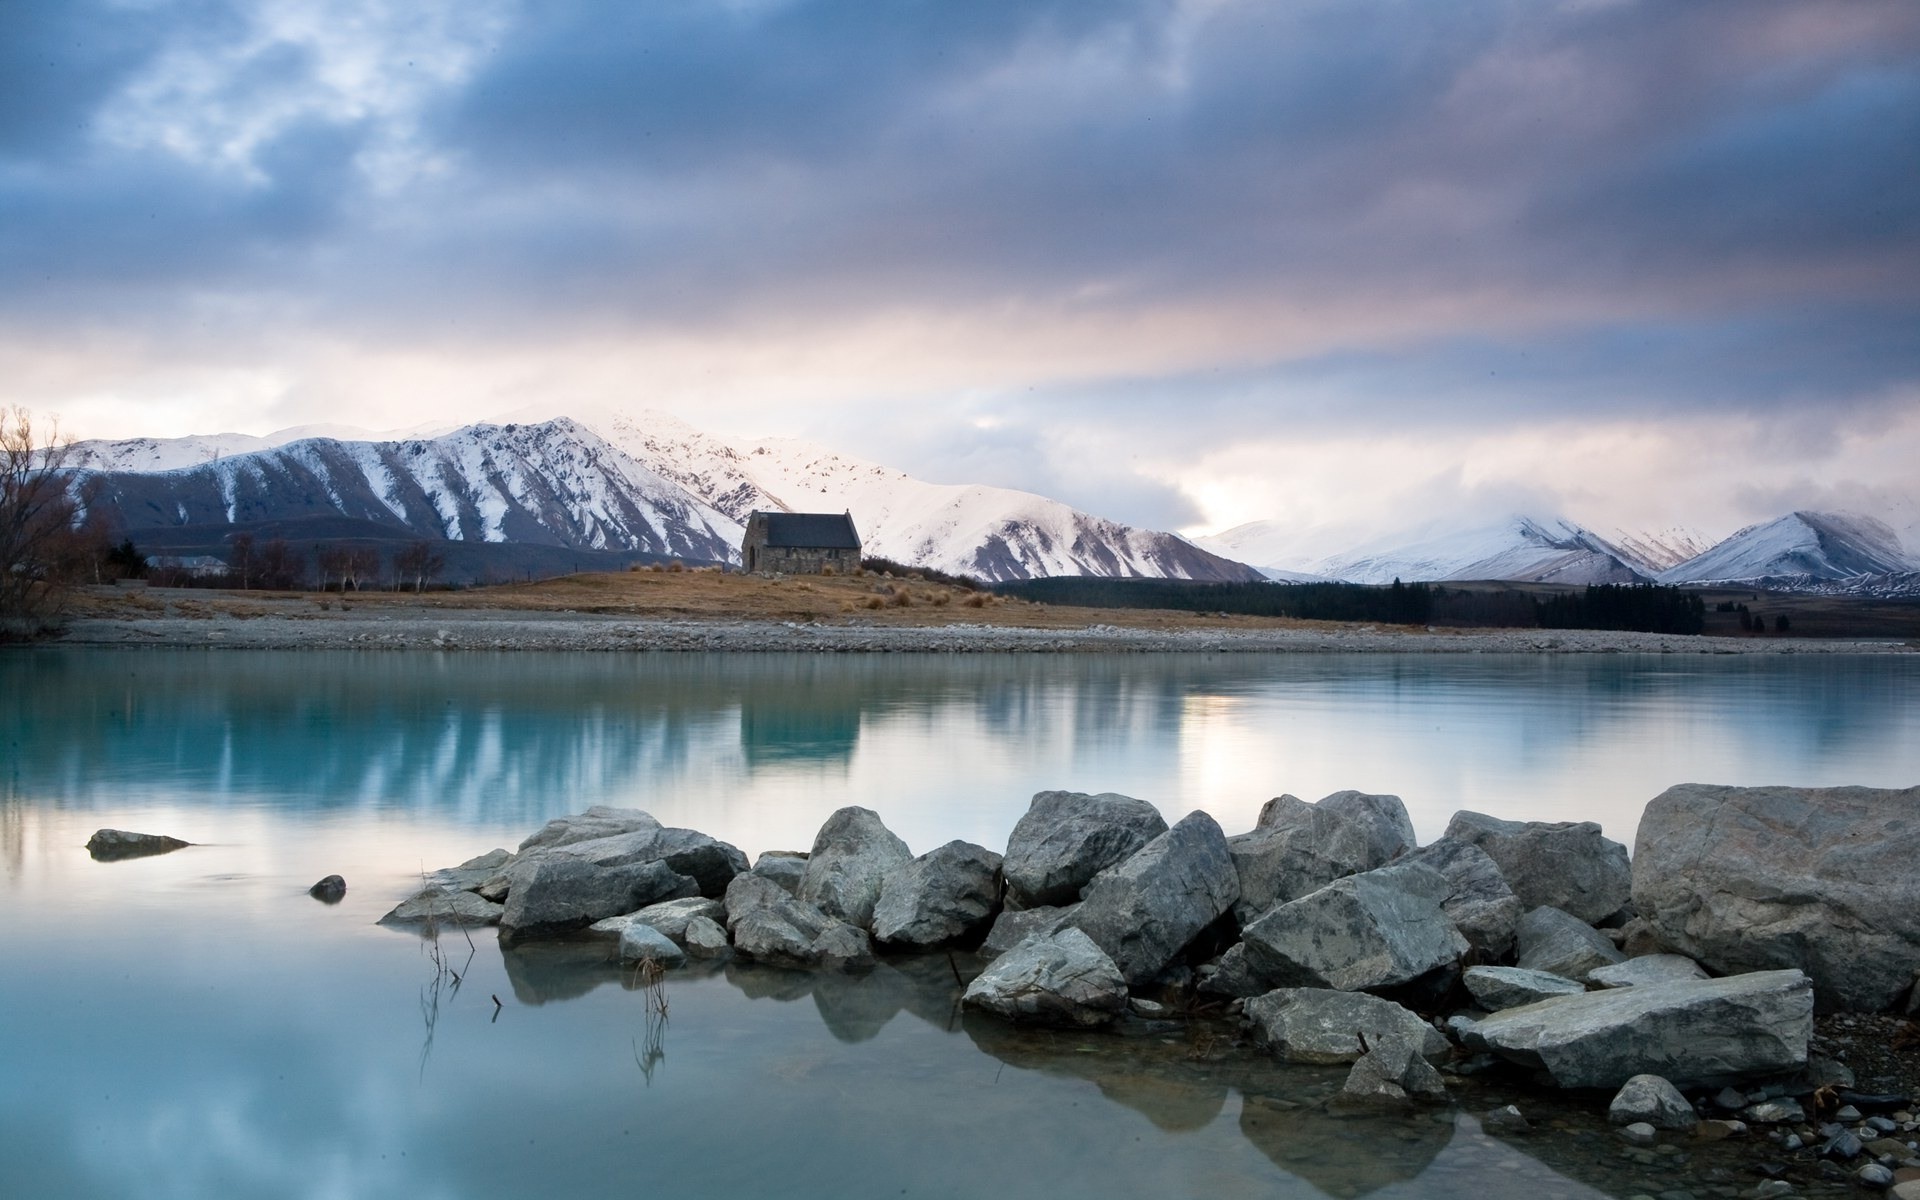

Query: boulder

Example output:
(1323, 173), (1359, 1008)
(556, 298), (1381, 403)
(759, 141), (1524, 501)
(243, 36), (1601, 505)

(872, 840), (1003, 949)
(377, 886), (504, 926)
(85, 829), (190, 861)
(308, 875), (347, 903)
(626, 896), (727, 943)
(1460, 968), (1813, 1089)
(796, 807), (913, 929)
(1227, 791), (1415, 923)
(618, 922), (688, 967)
(1335, 1035), (1450, 1109)
(541, 824), (748, 898)
(725, 871), (869, 969)
(1444, 810), (1632, 924)
(751, 851), (809, 895)
(518, 806), (661, 854)
(1631, 784), (1920, 1011)
(979, 905), (1075, 960)
(1196, 942), (1269, 999)
(1515, 905), (1627, 981)
(1240, 861), (1468, 994)
(1401, 838), (1525, 960)
(682, 915), (731, 957)
(425, 848), (514, 892)
(1463, 965), (1587, 1011)
(961, 928), (1129, 1028)
(1001, 790), (1168, 909)
(1609, 1074), (1700, 1130)
(1067, 811), (1239, 985)
(1589, 954), (1709, 989)
(1242, 987), (1450, 1064)
(499, 858), (699, 942)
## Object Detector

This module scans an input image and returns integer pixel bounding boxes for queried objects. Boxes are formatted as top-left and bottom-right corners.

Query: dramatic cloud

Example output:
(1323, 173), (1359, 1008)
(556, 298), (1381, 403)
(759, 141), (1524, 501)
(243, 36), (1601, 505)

(3, 0), (1915, 543)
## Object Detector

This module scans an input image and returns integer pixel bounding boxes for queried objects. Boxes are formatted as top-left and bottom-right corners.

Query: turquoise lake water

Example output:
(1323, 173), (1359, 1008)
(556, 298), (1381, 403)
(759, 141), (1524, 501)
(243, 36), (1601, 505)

(3, 648), (1917, 1198)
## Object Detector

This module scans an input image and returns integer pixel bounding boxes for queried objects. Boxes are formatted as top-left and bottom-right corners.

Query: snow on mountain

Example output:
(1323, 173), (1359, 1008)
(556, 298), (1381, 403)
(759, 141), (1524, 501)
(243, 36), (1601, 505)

(552, 407), (1258, 583)
(1610, 526), (1716, 574)
(1193, 520), (1335, 581)
(77, 418), (741, 561)
(1315, 516), (1650, 585)
(62, 422), (467, 473)
(1657, 511), (1915, 584)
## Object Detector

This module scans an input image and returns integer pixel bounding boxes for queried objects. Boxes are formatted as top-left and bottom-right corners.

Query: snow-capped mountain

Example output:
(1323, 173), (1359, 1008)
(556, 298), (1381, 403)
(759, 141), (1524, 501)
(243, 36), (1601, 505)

(1200, 514), (1648, 585)
(547, 406), (1258, 582)
(77, 418), (741, 562)
(1610, 526), (1716, 574)
(70, 409), (1259, 582)
(1657, 511), (1915, 584)
(66, 422), (452, 473)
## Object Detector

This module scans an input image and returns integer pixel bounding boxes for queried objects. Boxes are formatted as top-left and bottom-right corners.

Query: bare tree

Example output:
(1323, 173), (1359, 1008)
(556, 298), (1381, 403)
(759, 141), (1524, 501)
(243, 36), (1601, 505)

(345, 545), (381, 592)
(0, 406), (81, 624)
(227, 532), (255, 589)
(257, 538), (301, 590)
(315, 543), (350, 592)
(393, 540), (446, 594)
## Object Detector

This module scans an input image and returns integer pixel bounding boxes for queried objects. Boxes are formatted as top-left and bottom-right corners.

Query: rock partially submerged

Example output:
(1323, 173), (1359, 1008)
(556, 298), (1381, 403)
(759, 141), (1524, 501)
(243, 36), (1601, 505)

(617, 922), (688, 967)
(961, 928), (1129, 1027)
(1240, 861), (1467, 994)
(1609, 1074), (1699, 1130)
(796, 807), (913, 929)
(1243, 987), (1450, 1064)
(1632, 784), (1920, 1011)
(872, 840), (1002, 949)
(725, 872), (873, 970)
(500, 858), (699, 942)
(1068, 810), (1238, 985)
(1462, 968), (1814, 1089)
(307, 874), (347, 903)
(378, 886), (505, 926)
(1444, 811), (1632, 925)
(980, 905), (1075, 960)
(1335, 1034), (1450, 1109)
(85, 828), (191, 861)
(1002, 790), (1168, 909)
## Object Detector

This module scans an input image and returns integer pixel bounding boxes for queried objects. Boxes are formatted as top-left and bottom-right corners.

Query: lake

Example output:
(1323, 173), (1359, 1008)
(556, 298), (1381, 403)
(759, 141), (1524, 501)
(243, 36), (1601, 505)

(4, 648), (1917, 1199)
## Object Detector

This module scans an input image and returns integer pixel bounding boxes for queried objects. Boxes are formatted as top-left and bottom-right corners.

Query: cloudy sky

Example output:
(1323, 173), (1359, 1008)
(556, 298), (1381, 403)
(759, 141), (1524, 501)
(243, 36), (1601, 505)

(5, 0), (1917, 549)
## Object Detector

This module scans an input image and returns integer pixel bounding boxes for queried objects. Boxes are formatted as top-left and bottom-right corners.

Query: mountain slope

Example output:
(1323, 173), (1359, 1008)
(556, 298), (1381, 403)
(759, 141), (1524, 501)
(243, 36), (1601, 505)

(1610, 526), (1716, 574)
(78, 419), (742, 562)
(1658, 511), (1915, 583)
(568, 408), (1259, 583)
(1315, 516), (1649, 585)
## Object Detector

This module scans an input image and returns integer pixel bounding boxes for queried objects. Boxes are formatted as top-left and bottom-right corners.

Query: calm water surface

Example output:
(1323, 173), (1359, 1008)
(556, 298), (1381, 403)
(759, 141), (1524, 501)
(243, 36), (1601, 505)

(3, 649), (1917, 1199)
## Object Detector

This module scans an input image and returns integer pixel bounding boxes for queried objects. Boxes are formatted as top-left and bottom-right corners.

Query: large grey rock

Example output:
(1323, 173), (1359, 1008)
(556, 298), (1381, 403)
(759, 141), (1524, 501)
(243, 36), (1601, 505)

(1460, 968), (1814, 1089)
(1464, 965), (1587, 1011)
(979, 905), (1075, 960)
(618, 922), (688, 967)
(1335, 1035), (1450, 1109)
(627, 896), (726, 943)
(1632, 784), (1920, 1012)
(1240, 861), (1468, 993)
(682, 915), (730, 957)
(751, 851), (809, 895)
(1515, 905), (1627, 981)
(425, 848), (514, 892)
(1196, 942), (1269, 998)
(1589, 954), (1709, 989)
(724, 871), (870, 969)
(85, 828), (191, 861)
(1402, 838), (1525, 960)
(499, 858), (699, 941)
(1444, 810), (1632, 924)
(378, 886), (505, 926)
(1067, 810), (1239, 985)
(872, 840), (1003, 949)
(1609, 1074), (1699, 1130)
(1002, 790), (1168, 909)
(1227, 791), (1415, 923)
(961, 928), (1129, 1028)
(1242, 988), (1450, 1064)
(544, 824), (748, 898)
(796, 807), (913, 929)
(518, 806), (661, 854)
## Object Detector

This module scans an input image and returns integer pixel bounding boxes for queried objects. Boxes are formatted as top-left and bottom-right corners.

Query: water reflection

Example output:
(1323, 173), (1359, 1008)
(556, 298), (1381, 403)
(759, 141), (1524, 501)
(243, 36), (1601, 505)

(5, 649), (1917, 854)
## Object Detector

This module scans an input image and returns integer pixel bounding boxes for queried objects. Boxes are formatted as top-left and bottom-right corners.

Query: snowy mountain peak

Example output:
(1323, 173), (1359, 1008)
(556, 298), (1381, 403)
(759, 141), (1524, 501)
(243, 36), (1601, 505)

(1657, 510), (1915, 584)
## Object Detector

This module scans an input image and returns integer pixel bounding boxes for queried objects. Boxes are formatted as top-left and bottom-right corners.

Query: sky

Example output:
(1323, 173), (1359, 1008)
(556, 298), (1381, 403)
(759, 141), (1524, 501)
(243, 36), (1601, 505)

(4, 0), (1918, 551)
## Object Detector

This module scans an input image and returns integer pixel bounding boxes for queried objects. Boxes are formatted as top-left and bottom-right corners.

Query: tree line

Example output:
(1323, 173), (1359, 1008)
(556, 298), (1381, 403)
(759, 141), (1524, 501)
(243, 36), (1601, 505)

(993, 576), (1709, 634)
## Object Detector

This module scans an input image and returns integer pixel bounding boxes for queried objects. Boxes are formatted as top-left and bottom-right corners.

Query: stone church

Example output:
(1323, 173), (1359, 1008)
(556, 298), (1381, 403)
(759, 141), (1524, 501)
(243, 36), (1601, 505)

(739, 511), (863, 574)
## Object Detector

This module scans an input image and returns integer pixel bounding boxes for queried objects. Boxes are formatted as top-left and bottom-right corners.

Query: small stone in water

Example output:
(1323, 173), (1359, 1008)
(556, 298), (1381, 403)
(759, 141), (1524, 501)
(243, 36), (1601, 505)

(1483, 1105), (1530, 1135)
(1825, 1131), (1864, 1160)
(1620, 1122), (1659, 1147)
(1837, 1106), (1865, 1122)
(1867, 1116), (1899, 1133)
(1782, 1134), (1803, 1152)
(1858, 1165), (1895, 1190)
(1744, 1181), (1793, 1200)
(1717, 1088), (1751, 1110)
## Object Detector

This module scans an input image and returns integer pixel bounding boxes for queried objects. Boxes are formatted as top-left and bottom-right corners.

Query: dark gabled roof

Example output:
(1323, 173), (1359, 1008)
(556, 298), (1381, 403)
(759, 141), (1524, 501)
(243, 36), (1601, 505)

(756, 511), (861, 549)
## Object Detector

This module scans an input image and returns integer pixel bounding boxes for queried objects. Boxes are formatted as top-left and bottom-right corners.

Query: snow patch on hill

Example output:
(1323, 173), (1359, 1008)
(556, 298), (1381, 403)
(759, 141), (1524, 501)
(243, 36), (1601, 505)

(1657, 511), (1915, 584)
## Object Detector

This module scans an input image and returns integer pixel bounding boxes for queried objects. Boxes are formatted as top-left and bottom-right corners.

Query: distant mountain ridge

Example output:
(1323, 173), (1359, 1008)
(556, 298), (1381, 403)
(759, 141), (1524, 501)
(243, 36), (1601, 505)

(1656, 511), (1915, 584)
(1200, 514), (1649, 585)
(67, 411), (1260, 584)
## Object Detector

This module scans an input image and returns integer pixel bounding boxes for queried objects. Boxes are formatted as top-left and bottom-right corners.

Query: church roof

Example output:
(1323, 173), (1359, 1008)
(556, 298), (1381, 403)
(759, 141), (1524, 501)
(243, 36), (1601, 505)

(753, 511), (862, 549)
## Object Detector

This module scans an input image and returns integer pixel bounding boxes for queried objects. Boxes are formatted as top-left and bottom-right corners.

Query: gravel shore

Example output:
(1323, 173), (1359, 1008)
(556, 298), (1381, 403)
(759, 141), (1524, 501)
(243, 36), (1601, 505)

(47, 607), (1919, 653)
